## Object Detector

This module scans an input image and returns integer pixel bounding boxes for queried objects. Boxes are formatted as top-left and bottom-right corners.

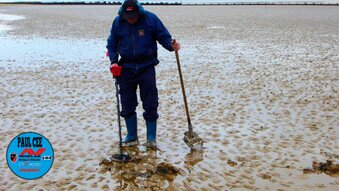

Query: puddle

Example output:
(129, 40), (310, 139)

(0, 13), (25, 33)
(0, 13), (25, 21)
(207, 26), (226, 29)
(0, 24), (11, 32)
(0, 36), (106, 70)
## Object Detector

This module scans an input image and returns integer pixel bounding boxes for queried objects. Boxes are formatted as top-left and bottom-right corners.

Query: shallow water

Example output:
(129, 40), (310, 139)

(0, 24), (11, 32)
(0, 36), (106, 70)
(0, 13), (24, 32)
(0, 13), (25, 21)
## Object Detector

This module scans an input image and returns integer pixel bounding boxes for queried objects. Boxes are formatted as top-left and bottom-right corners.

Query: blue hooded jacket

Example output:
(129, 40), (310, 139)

(106, 5), (173, 71)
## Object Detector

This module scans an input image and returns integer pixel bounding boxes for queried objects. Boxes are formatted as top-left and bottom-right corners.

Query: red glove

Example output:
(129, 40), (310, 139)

(110, 64), (122, 77)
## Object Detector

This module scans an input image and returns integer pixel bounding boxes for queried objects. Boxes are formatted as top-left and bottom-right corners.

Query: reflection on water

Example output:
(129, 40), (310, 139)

(184, 150), (204, 172)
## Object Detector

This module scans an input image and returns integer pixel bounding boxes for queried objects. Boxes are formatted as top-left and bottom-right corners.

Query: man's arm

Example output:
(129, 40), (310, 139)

(106, 17), (120, 64)
(153, 15), (174, 51)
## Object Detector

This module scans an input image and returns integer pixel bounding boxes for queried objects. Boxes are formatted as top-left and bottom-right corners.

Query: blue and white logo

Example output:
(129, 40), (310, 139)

(6, 132), (54, 180)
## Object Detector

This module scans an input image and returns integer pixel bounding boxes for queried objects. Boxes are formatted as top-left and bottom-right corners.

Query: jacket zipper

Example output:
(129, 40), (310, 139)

(132, 28), (138, 72)
(132, 30), (136, 57)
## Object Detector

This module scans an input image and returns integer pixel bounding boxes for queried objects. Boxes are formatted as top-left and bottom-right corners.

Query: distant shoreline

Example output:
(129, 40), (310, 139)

(0, 2), (338, 6)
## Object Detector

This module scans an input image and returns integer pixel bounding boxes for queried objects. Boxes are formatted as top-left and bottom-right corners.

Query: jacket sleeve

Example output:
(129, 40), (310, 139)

(106, 17), (120, 63)
(153, 15), (174, 52)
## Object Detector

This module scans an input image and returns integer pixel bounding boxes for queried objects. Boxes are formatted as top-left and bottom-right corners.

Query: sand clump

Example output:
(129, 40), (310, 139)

(303, 160), (339, 177)
(99, 151), (182, 189)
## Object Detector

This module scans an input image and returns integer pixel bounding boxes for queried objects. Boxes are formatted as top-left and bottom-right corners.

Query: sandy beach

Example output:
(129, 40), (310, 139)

(0, 5), (338, 190)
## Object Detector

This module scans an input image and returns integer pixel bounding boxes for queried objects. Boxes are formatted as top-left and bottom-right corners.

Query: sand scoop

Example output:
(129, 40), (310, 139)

(174, 50), (203, 150)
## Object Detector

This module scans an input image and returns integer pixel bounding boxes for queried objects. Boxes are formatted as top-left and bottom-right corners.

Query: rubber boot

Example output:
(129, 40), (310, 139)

(146, 121), (157, 148)
(122, 115), (138, 146)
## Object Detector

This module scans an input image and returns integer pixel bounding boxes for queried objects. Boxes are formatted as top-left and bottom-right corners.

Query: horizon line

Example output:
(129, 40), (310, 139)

(0, 1), (338, 5)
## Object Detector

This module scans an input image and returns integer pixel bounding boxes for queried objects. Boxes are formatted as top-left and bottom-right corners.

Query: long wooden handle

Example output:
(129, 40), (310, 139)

(175, 51), (192, 132)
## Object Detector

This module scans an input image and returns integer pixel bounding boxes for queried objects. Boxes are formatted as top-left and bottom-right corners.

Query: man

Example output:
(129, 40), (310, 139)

(107, 0), (180, 148)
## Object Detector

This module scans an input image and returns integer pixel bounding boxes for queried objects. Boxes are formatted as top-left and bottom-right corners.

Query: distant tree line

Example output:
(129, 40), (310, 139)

(0, 1), (182, 5)
(0, 1), (338, 6)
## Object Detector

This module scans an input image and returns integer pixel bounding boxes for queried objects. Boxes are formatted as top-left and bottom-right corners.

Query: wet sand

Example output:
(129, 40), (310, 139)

(0, 5), (338, 190)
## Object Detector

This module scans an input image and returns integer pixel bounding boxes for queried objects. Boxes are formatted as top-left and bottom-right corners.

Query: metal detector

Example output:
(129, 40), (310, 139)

(110, 76), (132, 163)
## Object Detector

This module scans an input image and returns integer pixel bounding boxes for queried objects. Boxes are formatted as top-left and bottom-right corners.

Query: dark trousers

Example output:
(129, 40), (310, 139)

(117, 65), (159, 122)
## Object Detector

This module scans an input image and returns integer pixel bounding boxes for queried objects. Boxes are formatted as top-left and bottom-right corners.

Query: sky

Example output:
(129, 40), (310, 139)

(0, 0), (338, 3)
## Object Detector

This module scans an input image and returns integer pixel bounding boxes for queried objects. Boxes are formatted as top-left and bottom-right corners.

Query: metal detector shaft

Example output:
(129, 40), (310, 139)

(114, 77), (123, 155)
(175, 51), (193, 133)
(110, 75), (132, 163)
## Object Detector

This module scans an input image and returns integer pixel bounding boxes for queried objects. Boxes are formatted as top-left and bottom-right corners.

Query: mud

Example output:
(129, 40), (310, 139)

(227, 159), (238, 167)
(99, 147), (183, 189)
(156, 162), (180, 175)
(303, 160), (339, 177)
